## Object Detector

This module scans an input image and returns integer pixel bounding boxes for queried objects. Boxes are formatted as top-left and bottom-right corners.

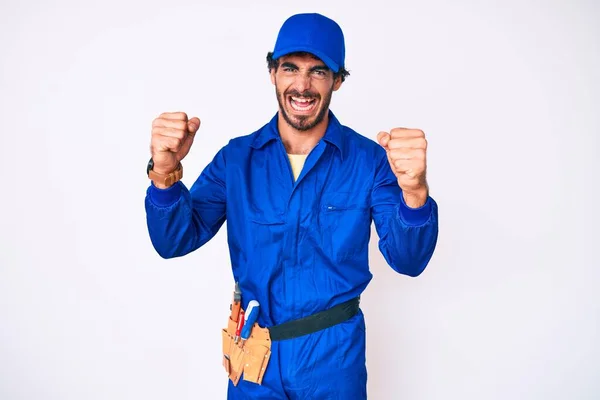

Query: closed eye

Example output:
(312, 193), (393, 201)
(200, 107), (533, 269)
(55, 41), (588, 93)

(310, 66), (329, 79)
(281, 62), (298, 73)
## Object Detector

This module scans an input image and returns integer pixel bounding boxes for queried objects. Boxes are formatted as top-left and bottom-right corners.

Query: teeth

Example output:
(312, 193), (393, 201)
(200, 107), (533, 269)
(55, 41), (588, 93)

(292, 97), (312, 103)
(290, 97), (315, 111)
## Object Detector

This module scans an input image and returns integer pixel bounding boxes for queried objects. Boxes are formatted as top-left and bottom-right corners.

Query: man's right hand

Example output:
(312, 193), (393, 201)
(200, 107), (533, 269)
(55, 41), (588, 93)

(150, 112), (201, 182)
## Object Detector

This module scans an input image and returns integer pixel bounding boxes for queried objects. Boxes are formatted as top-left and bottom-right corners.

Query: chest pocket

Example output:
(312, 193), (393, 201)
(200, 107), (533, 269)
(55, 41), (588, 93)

(320, 191), (370, 212)
(318, 191), (371, 262)
(247, 209), (287, 269)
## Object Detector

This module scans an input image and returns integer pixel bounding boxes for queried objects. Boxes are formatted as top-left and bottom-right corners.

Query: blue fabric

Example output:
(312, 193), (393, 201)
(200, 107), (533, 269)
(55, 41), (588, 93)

(272, 13), (345, 73)
(144, 111), (439, 398)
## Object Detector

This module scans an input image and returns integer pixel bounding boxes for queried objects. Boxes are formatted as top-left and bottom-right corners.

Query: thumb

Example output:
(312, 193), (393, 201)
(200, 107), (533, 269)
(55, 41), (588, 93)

(377, 131), (390, 149)
(187, 117), (201, 134)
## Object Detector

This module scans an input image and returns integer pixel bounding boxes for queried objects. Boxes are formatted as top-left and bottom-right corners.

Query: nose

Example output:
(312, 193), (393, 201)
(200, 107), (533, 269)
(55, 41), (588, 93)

(292, 73), (312, 94)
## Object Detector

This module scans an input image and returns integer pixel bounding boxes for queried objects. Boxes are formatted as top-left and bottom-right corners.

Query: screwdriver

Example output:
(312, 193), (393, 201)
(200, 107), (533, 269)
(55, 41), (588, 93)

(230, 282), (242, 323)
(240, 300), (260, 345)
(234, 309), (245, 344)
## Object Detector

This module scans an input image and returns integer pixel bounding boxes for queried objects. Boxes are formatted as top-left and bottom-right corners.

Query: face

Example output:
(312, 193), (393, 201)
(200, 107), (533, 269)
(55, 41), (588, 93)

(270, 53), (342, 132)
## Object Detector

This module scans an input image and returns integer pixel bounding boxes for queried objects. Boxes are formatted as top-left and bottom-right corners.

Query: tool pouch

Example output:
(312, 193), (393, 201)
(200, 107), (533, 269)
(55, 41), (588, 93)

(221, 317), (244, 385)
(221, 315), (272, 386)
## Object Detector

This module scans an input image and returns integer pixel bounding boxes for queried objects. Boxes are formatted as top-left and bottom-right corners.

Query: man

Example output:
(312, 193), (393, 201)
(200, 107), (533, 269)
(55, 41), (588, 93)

(145, 12), (439, 399)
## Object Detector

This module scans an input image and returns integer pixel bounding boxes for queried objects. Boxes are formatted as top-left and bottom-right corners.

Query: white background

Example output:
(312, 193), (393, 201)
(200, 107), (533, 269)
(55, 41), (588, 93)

(1, 0), (599, 399)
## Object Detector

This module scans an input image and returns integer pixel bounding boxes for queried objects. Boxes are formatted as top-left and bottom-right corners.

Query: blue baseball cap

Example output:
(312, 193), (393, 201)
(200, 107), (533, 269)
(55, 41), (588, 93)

(272, 13), (345, 73)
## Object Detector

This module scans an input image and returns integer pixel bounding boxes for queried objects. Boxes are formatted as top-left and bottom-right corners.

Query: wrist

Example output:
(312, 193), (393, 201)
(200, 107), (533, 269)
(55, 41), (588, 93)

(152, 167), (177, 189)
(153, 181), (172, 189)
(147, 158), (183, 188)
(401, 186), (428, 208)
(152, 166), (177, 175)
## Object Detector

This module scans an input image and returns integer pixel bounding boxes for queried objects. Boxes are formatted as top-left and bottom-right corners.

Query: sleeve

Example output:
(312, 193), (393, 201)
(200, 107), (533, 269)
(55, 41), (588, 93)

(370, 149), (439, 277)
(144, 146), (228, 259)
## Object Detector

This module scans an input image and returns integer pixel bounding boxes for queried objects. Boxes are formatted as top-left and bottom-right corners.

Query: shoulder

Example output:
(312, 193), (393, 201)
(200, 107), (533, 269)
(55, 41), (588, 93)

(228, 129), (261, 146)
(219, 122), (270, 156)
(225, 131), (259, 149)
(339, 123), (387, 163)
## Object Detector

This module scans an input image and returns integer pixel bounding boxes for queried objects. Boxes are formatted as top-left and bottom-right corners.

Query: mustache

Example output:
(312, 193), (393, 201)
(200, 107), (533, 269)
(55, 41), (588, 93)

(284, 89), (319, 99)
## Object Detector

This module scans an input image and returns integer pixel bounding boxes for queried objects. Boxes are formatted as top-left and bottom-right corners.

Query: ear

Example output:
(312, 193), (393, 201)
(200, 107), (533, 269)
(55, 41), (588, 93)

(332, 75), (343, 91)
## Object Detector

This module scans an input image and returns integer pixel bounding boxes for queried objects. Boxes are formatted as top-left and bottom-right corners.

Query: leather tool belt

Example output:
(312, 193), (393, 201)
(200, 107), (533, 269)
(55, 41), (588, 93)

(222, 297), (360, 386)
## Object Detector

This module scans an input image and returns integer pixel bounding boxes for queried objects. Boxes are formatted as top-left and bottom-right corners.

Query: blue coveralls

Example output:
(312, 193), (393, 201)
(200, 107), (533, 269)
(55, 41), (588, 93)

(145, 111), (439, 399)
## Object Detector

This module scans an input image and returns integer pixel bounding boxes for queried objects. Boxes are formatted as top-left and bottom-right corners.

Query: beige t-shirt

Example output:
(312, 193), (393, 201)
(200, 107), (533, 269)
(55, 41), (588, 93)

(287, 153), (308, 181)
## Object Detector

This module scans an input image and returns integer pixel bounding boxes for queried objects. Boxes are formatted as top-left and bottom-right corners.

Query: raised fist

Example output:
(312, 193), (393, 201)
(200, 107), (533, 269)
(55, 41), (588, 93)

(150, 112), (201, 175)
(377, 128), (429, 207)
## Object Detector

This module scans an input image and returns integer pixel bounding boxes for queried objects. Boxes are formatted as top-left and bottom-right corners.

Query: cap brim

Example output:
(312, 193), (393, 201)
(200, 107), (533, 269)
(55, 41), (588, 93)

(272, 46), (340, 73)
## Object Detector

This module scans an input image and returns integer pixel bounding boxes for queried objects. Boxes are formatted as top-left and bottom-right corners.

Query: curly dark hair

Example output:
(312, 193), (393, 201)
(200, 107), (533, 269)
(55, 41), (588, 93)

(266, 51), (350, 82)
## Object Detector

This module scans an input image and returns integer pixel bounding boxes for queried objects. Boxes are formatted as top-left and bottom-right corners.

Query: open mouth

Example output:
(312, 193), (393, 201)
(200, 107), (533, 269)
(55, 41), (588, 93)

(289, 96), (317, 113)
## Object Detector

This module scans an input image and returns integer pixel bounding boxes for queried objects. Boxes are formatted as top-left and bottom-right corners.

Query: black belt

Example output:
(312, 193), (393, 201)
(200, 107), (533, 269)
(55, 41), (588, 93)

(268, 297), (360, 341)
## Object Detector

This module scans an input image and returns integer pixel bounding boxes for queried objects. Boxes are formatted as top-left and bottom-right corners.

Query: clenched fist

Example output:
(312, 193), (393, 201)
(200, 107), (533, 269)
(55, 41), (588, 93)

(150, 112), (201, 177)
(377, 128), (429, 208)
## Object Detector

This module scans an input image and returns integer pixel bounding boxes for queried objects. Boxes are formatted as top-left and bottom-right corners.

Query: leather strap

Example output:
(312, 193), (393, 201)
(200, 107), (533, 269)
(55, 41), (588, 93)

(149, 162), (183, 187)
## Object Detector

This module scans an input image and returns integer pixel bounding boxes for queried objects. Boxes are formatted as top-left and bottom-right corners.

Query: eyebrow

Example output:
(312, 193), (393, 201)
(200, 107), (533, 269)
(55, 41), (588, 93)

(280, 62), (330, 72)
(281, 62), (299, 69)
(309, 65), (329, 73)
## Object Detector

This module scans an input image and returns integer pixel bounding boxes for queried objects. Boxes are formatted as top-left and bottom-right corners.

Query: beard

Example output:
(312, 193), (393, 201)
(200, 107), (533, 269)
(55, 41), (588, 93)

(275, 83), (334, 131)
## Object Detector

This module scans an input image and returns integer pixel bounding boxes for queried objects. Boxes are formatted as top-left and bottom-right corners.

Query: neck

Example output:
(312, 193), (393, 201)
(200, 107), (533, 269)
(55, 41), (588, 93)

(277, 112), (330, 155)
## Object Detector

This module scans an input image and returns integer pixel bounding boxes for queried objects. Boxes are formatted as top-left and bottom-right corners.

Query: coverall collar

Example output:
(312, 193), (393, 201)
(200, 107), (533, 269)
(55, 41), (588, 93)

(250, 110), (347, 161)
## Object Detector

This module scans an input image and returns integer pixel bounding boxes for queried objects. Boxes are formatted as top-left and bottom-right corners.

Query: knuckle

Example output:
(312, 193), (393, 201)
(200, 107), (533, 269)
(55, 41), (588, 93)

(151, 127), (164, 138)
(150, 138), (161, 153)
(171, 137), (182, 149)
(390, 139), (403, 149)
(157, 135), (169, 146)
(391, 127), (405, 137)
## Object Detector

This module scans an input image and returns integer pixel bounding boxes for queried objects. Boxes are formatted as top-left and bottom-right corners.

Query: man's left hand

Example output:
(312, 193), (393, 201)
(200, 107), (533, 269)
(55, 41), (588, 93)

(377, 128), (429, 208)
